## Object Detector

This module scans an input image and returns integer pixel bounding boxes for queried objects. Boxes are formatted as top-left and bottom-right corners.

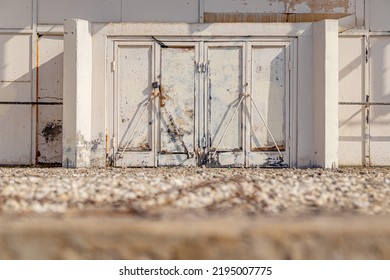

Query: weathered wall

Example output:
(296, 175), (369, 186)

(0, 0), (389, 167)
(338, 0), (390, 166)
(204, 0), (356, 23)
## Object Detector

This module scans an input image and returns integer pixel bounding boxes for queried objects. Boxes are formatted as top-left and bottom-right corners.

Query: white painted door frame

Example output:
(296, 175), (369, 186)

(107, 37), (296, 167)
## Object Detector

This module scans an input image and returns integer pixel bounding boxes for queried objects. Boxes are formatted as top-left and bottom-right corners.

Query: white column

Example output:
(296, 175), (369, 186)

(63, 19), (92, 168)
(313, 20), (339, 168)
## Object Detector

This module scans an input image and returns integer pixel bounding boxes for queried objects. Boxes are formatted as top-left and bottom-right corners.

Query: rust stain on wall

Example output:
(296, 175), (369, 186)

(204, 13), (349, 23)
(272, 0), (351, 13)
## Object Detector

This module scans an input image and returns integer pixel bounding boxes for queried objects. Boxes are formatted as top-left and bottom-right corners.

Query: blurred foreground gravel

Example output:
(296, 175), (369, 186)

(0, 167), (390, 216)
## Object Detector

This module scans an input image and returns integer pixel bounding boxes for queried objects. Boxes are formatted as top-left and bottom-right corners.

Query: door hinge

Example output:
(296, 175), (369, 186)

(197, 62), (208, 73)
(111, 60), (116, 72)
(201, 136), (207, 148)
(288, 61), (293, 71)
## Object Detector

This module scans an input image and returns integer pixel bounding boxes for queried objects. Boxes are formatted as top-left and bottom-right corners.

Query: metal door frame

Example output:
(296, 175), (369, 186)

(107, 37), (297, 167)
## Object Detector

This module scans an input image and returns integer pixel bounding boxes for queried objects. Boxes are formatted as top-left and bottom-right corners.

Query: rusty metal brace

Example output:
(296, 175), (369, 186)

(161, 103), (194, 159)
(249, 94), (284, 160)
(211, 93), (249, 159)
(118, 90), (157, 159)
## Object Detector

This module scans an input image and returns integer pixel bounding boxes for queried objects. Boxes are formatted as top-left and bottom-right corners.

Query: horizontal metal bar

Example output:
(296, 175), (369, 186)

(339, 102), (390, 106)
(0, 101), (63, 105)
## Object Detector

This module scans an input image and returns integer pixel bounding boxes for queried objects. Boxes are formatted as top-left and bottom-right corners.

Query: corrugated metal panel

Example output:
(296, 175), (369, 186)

(0, 0), (32, 29)
(369, 36), (390, 166)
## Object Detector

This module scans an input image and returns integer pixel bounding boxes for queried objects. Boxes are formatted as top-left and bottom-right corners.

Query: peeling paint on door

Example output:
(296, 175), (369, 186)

(160, 47), (195, 155)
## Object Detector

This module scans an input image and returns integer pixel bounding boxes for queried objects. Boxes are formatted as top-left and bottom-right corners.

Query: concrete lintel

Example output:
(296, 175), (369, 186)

(313, 20), (339, 168)
(63, 19), (92, 168)
(93, 22), (312, 37)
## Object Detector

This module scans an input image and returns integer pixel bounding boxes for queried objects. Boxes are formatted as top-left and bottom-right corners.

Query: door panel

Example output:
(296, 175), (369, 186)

(206, 44), (245, 166)
(251, 46), (285, 150)
(159, 46), (196, 159)
(115, 44), (155, 166)
(247, 44), (289, 167)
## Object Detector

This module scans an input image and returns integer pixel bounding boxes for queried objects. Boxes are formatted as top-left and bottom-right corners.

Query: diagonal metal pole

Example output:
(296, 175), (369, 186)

(118, 93), (154, 159)
(161, 100), (192, 159)
(249, 94), (283, 159)
(211, 93), (247, 159)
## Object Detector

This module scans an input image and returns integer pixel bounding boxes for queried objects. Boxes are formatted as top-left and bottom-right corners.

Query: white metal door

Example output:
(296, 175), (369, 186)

(205, 43), (246, 166)
(204, 42), (290, 167)
(113, 41), (198, 167)
(246, 43), (290, 167)
(112, 39), (292, 167)
(157, 43), (198, 166)
(114, 42), (156, 167)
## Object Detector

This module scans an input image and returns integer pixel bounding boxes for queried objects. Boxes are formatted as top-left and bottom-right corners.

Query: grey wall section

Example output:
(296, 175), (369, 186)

(37, 0), (122, 24)
(369, 0), (390, 31)
(122, 0), (199, 23)
(0, 0), (32, 29)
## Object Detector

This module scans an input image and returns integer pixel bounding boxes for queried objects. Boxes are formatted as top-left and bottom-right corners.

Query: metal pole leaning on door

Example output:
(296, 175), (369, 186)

(158, 82), (193, 159)
(118, 88), (157, 160)
(249, 95), (284, 161)
(211, 93), (248, 159)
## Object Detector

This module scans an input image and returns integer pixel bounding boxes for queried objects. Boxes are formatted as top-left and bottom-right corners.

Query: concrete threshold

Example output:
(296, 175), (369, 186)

(0, 215), (390, 259)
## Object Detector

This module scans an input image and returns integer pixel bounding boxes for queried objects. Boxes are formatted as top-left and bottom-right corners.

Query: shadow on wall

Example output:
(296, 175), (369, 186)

(338, 35), (390, 165)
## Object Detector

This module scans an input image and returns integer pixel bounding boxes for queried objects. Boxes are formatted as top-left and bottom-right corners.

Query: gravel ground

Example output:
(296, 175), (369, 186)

(0, 167), (390, 216)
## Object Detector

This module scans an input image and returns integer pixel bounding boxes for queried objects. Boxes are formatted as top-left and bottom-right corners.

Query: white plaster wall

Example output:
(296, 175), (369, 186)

(63, 19), (92, 168)
(296, 29), (315, 167)
(313, 20), (339, 168)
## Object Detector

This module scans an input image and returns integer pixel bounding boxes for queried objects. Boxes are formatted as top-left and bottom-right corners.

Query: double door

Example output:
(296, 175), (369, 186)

(111, 40), (292, 167)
